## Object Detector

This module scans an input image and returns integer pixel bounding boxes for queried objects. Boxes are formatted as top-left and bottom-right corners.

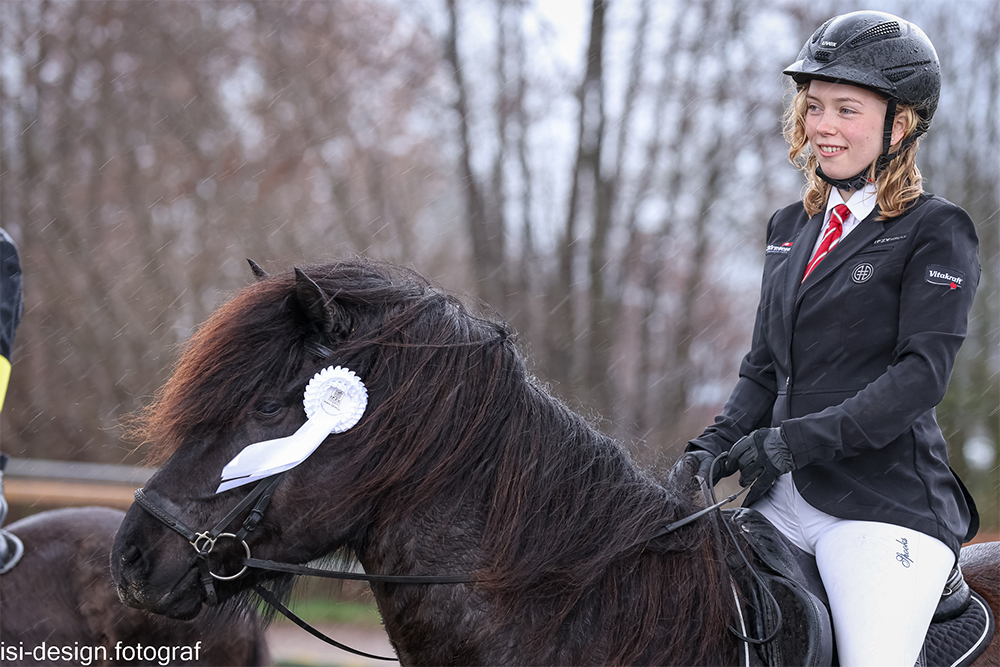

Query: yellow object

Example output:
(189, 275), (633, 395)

(0, 355), (9, 412)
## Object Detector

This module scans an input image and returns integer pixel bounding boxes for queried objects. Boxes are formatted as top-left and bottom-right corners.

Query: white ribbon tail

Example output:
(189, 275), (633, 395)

(216, 415), (336, 493)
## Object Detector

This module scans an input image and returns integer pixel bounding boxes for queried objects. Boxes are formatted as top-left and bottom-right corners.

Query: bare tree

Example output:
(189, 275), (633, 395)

(0, 0), (449, 463)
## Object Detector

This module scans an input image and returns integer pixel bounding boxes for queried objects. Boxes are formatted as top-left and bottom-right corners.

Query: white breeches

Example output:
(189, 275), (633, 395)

(751, 474), (955, 666)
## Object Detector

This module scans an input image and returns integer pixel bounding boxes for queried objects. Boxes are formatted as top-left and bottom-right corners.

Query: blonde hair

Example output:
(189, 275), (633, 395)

(783, 84), (924, 219)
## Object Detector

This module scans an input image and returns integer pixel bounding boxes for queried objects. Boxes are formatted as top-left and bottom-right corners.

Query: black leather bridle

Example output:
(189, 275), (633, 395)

(132, 469), (472, 661)
(131, 461), (765, 662)
(132, 473), (283, 606)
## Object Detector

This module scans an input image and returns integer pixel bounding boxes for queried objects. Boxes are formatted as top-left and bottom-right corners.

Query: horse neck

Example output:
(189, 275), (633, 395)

(355, 496), (492, 664)
(350, 432), (739, 665)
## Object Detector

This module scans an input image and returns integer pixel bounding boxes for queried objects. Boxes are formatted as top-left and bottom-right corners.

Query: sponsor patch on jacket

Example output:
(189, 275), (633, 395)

(872, 234), (907, 246)
(766, 241), (794, 255)
(925, 265), (965, 290)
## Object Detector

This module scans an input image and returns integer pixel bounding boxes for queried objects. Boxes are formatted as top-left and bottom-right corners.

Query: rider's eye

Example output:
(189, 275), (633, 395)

(254, 400), (283, 418)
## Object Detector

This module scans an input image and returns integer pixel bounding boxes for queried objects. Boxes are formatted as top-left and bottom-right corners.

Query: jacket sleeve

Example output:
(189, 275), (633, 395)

(782, 200), (980, 465)
(0, 228), (22, 361)
(686, 213), (780, 456)
(0, 227), (22, 413)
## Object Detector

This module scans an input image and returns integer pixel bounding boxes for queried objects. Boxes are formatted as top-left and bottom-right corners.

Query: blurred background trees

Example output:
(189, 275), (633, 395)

(1, 0), (996, 529)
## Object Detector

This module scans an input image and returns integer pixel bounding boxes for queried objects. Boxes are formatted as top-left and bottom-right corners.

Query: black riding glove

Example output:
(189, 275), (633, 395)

(722, 427), (794, 505)
(688, 449), (724, 486)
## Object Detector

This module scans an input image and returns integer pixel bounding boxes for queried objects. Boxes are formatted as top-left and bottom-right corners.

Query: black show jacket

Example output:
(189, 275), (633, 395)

(689, 194), (980, 555)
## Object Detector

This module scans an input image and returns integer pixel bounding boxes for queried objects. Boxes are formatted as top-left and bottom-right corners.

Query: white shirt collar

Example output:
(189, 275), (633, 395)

(826, 183), (878, 223)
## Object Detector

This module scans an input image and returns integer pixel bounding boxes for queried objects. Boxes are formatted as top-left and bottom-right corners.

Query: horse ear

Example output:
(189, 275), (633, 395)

(293, 267), (351, 339)
(247, 259), (269, 281)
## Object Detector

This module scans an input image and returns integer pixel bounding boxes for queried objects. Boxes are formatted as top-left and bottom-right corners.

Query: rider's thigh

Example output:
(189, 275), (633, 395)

(813, 520), (953, 667)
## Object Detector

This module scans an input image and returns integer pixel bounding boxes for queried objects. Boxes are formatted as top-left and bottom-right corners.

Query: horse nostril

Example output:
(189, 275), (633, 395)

(122, 543), (142, 565)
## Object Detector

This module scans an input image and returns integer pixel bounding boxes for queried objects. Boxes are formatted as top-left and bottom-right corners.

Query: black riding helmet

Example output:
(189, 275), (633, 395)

(783, 11), (940, 191)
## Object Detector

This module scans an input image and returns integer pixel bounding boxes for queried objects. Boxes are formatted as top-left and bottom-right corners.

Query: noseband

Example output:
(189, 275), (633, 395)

(132, 474), (283, 605)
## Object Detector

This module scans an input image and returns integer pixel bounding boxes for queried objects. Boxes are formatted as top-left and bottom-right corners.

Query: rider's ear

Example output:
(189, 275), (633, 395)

(293, 267), (351, 340)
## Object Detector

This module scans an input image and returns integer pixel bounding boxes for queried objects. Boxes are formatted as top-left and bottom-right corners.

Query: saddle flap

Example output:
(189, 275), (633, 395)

(726, 509), (833, 666)
(918, 589), (994, 667)
(742, 571), (833, 667)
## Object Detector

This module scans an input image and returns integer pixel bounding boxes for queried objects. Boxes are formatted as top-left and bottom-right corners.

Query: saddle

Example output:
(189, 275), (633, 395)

(0, 453), (24, 574)
(726, 508), (994, 667)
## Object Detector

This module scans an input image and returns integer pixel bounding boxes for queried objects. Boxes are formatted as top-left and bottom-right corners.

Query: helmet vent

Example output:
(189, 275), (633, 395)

(884, 67), (915, 83)
(883, 61), (931, 83)
(850, 21), (901, 47)
(814, 50), (833, 63)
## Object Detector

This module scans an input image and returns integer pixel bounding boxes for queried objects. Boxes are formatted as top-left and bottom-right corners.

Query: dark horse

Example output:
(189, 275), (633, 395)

(2, 506), (267, 665)
(110, 259), (1000, 665)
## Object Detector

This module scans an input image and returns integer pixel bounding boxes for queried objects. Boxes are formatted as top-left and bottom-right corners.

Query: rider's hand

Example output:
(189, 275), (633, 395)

(688, 449), (724, 486)
(721, 428), (794, 504)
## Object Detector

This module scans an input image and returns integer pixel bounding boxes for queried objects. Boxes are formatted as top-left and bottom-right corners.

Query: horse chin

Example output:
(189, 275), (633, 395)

(158, 597), (204, 621)
(115, 561), (207, 620)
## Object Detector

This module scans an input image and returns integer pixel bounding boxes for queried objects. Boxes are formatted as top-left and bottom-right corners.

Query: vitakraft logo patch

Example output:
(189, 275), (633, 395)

(925, 265), (965, 290)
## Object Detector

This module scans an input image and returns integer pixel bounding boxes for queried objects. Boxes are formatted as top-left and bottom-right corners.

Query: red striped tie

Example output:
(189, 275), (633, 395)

(803, 203), (848, 282)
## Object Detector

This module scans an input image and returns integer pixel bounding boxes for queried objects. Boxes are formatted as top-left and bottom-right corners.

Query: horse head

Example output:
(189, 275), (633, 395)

(111, 259), (514, 619)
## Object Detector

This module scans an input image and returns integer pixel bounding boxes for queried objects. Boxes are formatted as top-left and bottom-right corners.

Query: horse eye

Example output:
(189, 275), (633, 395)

(254, 400), (284, 418)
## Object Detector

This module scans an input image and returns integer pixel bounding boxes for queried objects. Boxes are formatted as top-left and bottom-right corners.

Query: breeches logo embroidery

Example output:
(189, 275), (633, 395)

(896, 537), (913, 568)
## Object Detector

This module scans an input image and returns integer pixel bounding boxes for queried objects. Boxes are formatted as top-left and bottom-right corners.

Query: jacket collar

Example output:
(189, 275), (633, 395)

(827, 183), (878, 224)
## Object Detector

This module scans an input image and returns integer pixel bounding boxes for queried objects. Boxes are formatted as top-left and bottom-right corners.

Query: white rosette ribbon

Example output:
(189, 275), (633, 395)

(216, 366), (368, 493)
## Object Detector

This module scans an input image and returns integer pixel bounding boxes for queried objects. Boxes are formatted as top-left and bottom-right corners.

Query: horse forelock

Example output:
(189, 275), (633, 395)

(128, 279), (302, 465)
(129, 257), (494, 466)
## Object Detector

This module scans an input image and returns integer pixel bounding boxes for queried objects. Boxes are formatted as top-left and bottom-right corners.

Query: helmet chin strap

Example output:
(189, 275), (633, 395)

(816, 98), (910, 193)
(816, 164), (871, 193)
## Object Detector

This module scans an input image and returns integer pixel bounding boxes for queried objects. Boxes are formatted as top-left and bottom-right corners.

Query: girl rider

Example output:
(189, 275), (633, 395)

(686, 11), (980, 665)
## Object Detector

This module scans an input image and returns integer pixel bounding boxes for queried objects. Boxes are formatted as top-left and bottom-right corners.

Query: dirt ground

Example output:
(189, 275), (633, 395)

(266, 622), (399, 667)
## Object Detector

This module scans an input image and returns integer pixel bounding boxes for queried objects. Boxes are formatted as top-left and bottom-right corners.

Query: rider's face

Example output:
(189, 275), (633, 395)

(805, 80), (905, 185)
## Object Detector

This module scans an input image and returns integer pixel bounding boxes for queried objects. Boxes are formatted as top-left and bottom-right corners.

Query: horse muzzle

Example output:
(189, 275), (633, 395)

(113, 474), (283, 618)
(111, 503), (209, 620)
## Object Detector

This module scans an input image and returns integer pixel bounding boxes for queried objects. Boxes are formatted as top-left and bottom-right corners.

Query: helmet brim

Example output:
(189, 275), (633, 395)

(782, 60), (897, 99)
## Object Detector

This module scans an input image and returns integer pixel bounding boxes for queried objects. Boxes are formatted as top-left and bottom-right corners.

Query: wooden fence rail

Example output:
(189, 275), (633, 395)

(4, 458), (155, 511)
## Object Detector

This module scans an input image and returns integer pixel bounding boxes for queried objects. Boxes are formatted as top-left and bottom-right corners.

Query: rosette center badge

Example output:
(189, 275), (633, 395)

(304, 366), (368, 433)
